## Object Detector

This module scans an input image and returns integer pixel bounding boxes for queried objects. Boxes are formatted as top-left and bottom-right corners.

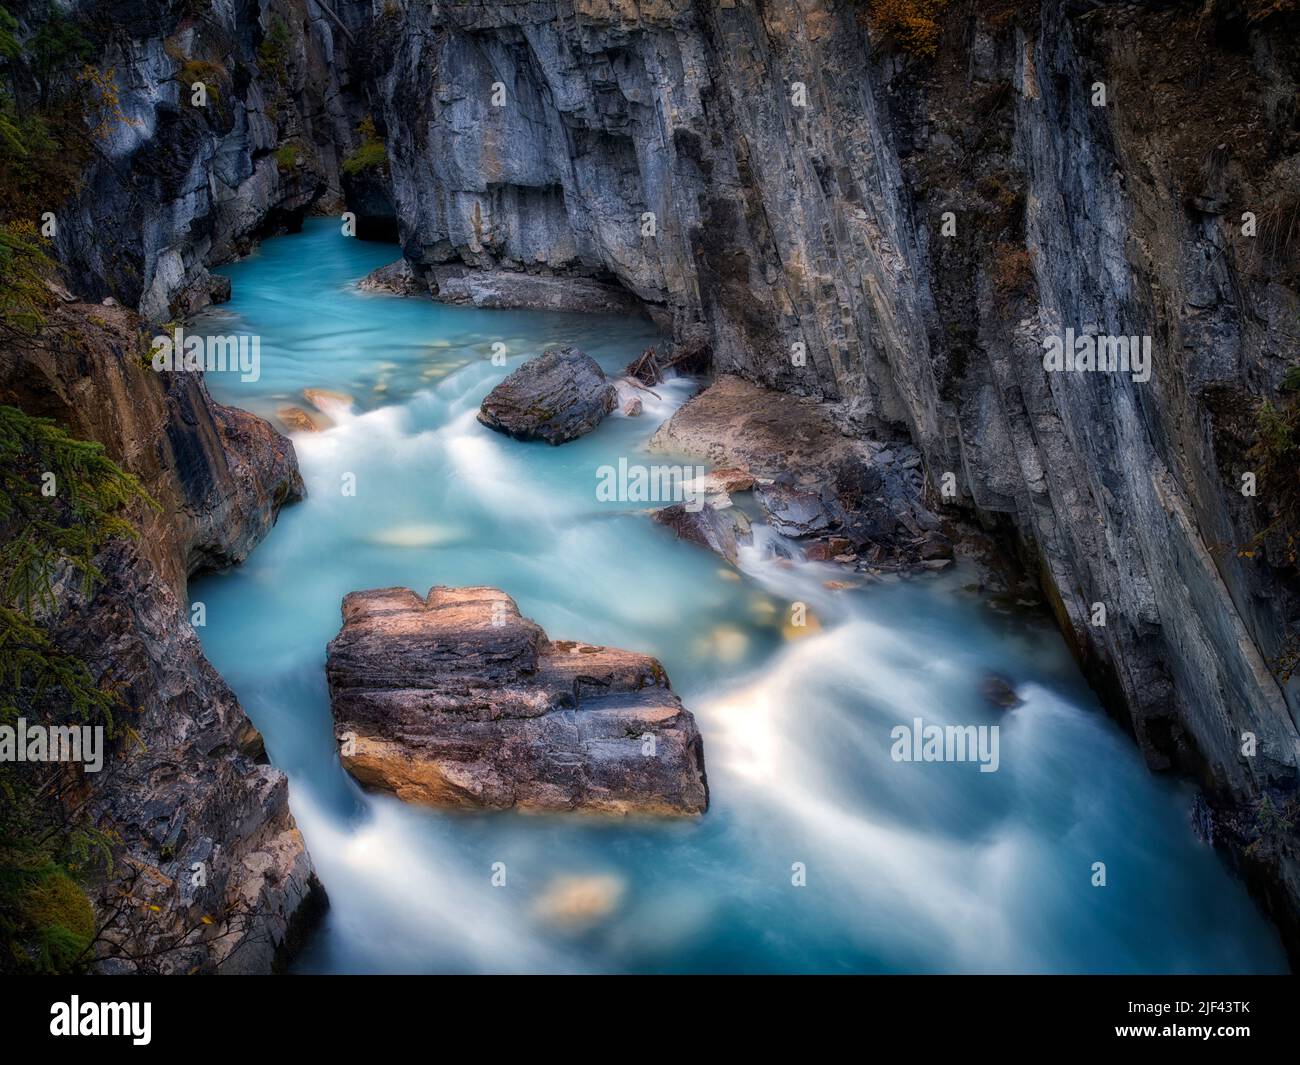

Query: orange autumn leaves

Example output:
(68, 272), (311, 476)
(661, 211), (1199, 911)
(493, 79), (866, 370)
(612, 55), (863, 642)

(862, 0), (950, 58)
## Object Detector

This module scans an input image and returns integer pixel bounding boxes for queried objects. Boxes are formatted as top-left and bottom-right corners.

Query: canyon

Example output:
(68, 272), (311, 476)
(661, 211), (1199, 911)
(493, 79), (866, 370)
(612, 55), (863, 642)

(2, 0), (1298, 967)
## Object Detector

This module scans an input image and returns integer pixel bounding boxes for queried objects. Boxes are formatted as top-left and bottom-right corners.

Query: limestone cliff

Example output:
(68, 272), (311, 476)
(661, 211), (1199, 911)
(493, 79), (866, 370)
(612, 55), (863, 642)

(50, 0), (366, 320)
(345, 0), (1300, 954)
(10, 0), (1300, 960)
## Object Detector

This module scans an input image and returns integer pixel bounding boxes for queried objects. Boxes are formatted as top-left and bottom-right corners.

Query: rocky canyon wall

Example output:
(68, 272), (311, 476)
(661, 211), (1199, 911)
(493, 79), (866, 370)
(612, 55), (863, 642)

(12, 0), (1300, 958)
(341, 0), (1300, 949)
(0, 299), (321, 972)
(49, 0), (365, 320)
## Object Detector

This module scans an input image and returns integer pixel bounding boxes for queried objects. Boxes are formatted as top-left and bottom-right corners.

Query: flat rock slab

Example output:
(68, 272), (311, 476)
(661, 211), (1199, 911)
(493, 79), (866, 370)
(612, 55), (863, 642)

(431, 266), (644, 314)
(325, 586), (709, 816)
(649, 374), (940, 554)
(477, 345), (618, 445)
(649, 374), (858, 475)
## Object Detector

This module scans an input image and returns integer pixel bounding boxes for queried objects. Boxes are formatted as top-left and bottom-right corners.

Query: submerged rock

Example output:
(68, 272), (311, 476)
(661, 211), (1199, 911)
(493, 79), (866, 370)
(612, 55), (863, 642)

(981, 674), (1024, 710)
(477, 345), (618, 445)
(277, 405), (323, 433)
(325, 586), (709, 816)
(301, 387), (354, 413)
(532, 874), (625, 931)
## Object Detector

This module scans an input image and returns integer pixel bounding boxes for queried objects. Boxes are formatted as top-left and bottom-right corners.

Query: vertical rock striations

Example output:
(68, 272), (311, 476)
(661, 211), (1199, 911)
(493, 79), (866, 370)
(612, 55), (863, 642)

(14, 0), (1300, 958)
(50, 0), (369, 320)
(345, 0), (1300, 957)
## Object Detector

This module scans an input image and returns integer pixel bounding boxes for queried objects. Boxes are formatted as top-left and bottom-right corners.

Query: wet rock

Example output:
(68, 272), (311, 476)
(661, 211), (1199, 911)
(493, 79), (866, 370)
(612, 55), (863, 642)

(803, 538), (853, 562)
(170, 269), (233, 318)
(302, 388), (354, 416)
(681, 467), (756, 498)
(325, 586), (709, 816)
(477, 345), (618, 445)
(358, 259), (422, 296)
(653, 500), (753, 565)
(981, 674), (1024, 710)
(277, 405), (323, 433)
(431, 266), (644, 314)
(919, 534), (954, 561)
(653, 376), (931, 556)
(755, 478), (835, 539)
(622, 396), (643, 417)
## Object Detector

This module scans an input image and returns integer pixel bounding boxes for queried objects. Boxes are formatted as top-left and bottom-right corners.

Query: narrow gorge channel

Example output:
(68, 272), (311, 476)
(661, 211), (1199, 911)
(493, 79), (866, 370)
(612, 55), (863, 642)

(187, 220), (1285, 974)
(5, 0), (1300, 1005)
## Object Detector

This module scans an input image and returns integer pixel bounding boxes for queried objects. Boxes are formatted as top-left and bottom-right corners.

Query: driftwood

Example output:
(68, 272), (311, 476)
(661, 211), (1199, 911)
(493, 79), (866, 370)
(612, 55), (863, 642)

(624, 339), (710, 387)
(625, 346), (662, 386)
(316, 0), (356, 45)
(619, 375), (662, 400)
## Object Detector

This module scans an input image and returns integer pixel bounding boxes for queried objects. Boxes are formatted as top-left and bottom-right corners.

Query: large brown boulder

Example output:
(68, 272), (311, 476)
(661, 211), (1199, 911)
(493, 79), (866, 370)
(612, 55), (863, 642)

(325, 586), (709, 816)
(477, 345), (618, 445)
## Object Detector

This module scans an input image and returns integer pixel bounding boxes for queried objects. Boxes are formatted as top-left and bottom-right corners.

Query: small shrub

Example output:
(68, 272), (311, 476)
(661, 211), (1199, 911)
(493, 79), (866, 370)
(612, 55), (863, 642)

(257, 16), (292, 86)
(19, 871), (95, 972)
(0, 221), (56, 336)
(342, 116), (387, 176)
(166, 44), (227, 105)
(861, 0), (951, 59)
(275, 142), (300, 171)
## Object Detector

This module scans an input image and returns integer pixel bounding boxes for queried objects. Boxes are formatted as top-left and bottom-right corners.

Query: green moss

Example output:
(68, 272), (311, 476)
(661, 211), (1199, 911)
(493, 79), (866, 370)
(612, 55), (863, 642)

(341, 118), (387, 176)
(20, 872), (95, 971)
(257, 16), (292, 86)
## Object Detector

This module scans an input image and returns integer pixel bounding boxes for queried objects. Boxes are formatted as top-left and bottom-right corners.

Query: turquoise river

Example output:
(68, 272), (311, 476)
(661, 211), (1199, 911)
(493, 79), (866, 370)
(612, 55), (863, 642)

(189, 219), (1287, 974)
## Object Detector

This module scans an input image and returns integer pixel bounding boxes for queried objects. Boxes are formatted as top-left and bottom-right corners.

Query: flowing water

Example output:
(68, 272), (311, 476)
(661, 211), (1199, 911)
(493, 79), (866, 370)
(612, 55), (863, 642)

(189, 219), (1286, 973)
